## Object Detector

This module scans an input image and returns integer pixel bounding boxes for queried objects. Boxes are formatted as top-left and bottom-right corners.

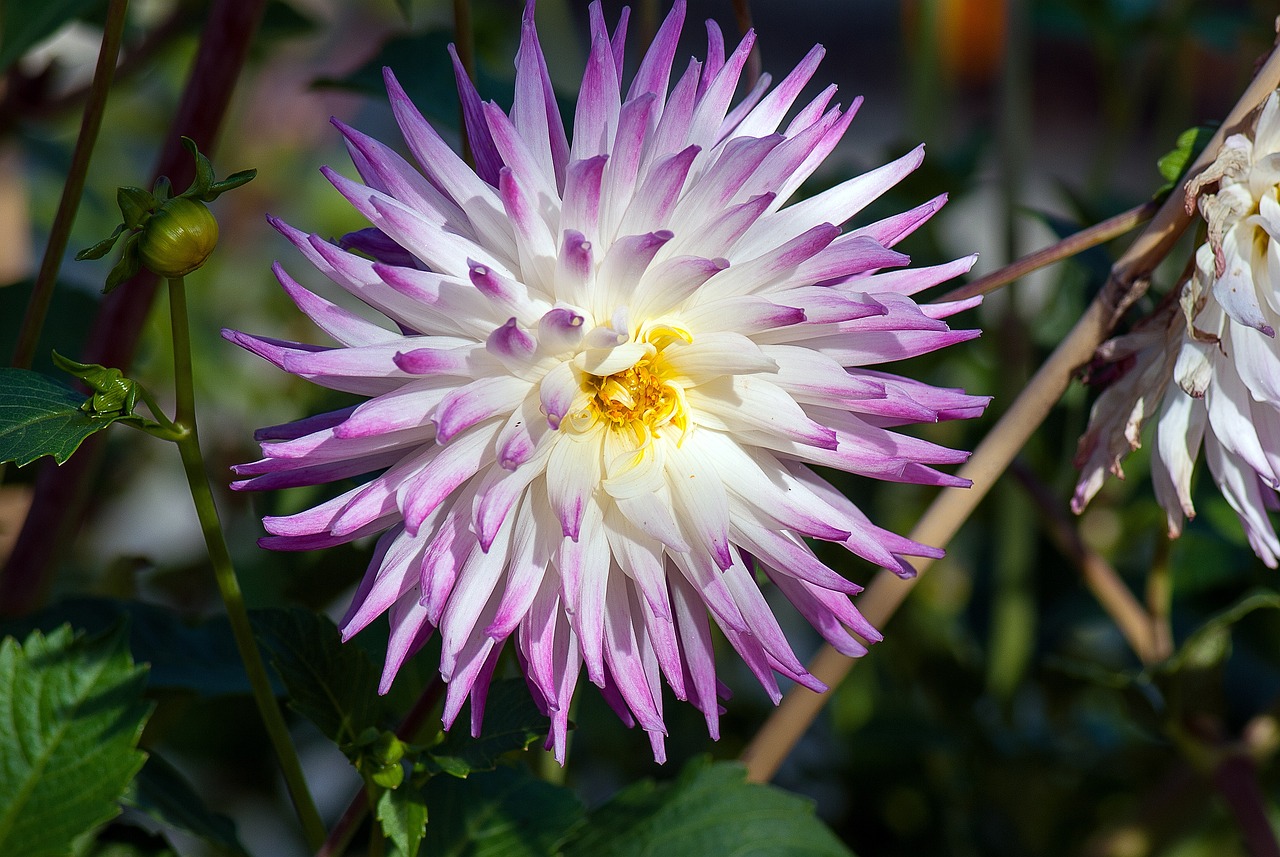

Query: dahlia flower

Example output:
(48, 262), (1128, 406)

(1074, 90), (1280, 567)
(229, 0), (987, 761)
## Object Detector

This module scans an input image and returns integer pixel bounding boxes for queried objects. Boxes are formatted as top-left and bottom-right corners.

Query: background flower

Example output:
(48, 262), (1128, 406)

(230, 0), (986, 763)
(1074, 91), (1280, 567)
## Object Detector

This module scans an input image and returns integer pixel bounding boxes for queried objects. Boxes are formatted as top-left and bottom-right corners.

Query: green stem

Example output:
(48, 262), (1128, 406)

(12, 0), (129, 370)
(166, 276), (326, 850)
(134, 385), (183, 440)
(1147, 534), (1174, 663)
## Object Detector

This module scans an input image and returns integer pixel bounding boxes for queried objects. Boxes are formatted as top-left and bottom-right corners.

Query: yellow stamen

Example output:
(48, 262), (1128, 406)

(583, 324), (690, 443)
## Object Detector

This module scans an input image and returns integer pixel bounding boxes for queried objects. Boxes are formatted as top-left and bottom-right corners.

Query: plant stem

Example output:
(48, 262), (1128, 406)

(739, 44), (1280, 784)
(1011, 460), (1158, 665)
(940, 200), (1159, 304)
(11, 0), (129, 370)
(1212, 753), (1280, 857)
(166, 276), (326, 851)
(1147, 534), (1175, 662)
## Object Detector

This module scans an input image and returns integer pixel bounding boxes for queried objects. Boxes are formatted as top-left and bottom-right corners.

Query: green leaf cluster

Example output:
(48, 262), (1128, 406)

(0, 625), (151, 857)
(0, 368), (131, 466)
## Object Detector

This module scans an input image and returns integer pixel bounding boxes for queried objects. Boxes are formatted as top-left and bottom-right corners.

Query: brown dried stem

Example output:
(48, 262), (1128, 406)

(940, 200), (1159, 304)
(1010, 460), (1159, 665)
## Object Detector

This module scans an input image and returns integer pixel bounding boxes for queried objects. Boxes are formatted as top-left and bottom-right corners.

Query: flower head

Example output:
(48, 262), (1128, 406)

(1074, 90), (1280, 567)
(230, 0), (986, 761)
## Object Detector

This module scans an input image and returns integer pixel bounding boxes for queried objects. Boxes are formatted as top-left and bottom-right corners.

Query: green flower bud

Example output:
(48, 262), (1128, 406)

(138, 196), (219, 278)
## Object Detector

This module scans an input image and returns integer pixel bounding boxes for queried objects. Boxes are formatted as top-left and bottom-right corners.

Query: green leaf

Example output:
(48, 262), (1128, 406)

(252, 608), (388, 744)
(1, 597), (269, 698)
(422, 679), (548, 777)
(1154, 124), (1219, 198)
(205, 168), (258, 201)
(563, 758), (856, 857)
(0, 0), (106, 71)
(0, 368), (126, 466)
(423, 765), (585, 857)
(121, 754), (247, 855)
(0, 625), (152, 857)
(181, 137), (216, 198)
(116, 187), (156, 230)
(377, 781), (429, 857)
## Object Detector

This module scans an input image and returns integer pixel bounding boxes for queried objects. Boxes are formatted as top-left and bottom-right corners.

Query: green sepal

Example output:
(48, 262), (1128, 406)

(177, 138), (256, 202)
(50, 352), (139, 420)
(204, 168), (258, 201)
(181, 137), (217, 199)
(75, 224), (128, 261)
(117, 187), (157, 230)
(151, 175), (173, 203)
(103, 233), (141, 294)
(345, 727), (409, 790)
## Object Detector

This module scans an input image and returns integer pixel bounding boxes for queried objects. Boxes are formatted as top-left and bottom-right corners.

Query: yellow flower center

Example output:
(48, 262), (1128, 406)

(583, 324), (691, 443)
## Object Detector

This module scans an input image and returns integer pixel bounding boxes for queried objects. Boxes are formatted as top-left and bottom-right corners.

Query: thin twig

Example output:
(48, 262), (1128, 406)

(12, 0), (129, 370)
(1010, 460), (1158, 665)
(739, 43), (1280, 784)
(1147, 534), (1174, 663)
(1212, 754), (1280, 857)
(940, 200), (1159, 304)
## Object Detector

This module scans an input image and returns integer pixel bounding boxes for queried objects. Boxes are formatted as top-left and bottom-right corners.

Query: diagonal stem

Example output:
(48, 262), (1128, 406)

(1010, 460), (1158, 665)
(1212, 753), (1280, 857)
(11, 0), (129, 370)
(740, 42), (1280, 784)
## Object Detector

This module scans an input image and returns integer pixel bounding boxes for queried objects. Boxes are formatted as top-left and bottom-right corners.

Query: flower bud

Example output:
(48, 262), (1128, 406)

(138, 197), (219, 278)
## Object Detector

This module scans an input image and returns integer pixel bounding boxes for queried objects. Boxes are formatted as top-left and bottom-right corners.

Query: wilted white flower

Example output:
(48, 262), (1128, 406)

(1076, 91), (1280, 567)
